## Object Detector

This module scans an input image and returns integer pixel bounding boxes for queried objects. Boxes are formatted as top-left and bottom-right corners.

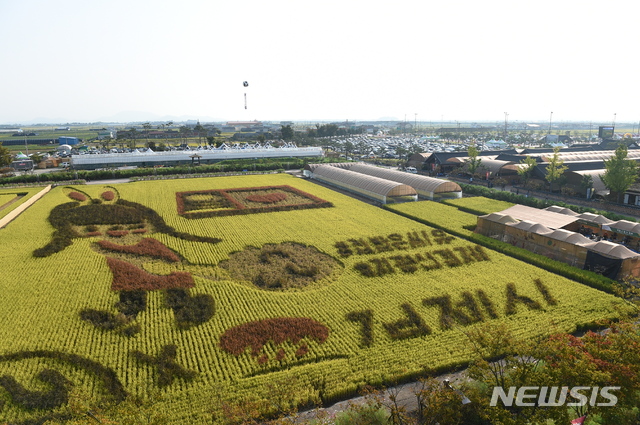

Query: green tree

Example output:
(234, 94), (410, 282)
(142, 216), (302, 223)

(142, 122), (151, 145)
(194, 123), (206, 146)
(544, 146), (568, 192)
(281, 125), (294, 140)
(344, 140), (355, 159)
(179, 126), (190, 145)
(517, 155), (537, 187)
(0, 142), (11, 167)
(580, 174), (594, 198)
(602, 143), (638, 203)
(30, 153), (44, 165)
(465, 145), (482, 176)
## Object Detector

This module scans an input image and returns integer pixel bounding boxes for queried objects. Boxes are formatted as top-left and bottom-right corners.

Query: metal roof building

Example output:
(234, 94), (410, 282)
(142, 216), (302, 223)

(70, 144), (323, 170)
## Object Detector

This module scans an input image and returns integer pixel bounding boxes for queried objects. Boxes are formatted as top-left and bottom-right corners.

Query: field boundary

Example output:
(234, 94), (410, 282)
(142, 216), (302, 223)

(0, 185), (51, 229)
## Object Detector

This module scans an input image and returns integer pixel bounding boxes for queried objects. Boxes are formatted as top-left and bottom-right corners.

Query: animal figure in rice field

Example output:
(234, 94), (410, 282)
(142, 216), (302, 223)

(34, 187), (220, 335)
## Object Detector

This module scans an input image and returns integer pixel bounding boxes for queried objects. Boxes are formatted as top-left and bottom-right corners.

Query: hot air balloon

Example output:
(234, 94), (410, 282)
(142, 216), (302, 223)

(243, 81), (249, 109)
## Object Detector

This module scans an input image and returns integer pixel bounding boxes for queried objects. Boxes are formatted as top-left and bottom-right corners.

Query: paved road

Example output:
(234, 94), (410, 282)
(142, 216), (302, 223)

(296, 370), (469, 421)
(85, 178), (130, 185)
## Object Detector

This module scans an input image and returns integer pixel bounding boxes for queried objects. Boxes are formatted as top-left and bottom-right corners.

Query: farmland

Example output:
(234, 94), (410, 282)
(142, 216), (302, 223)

(0, 187), (48, 221)
(0, 174), (634, 424)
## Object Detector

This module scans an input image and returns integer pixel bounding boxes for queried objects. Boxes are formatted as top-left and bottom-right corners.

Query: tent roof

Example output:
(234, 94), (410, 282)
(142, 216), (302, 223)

(584, 241), (640, 259)
(608, 220), (640, 232)
(311, 165), (417, 197)
(576, 212), (615, 225)
(547, 229), (579, 242)
(544, 205), (579, 216)
(508, 220), (553, 234)
(479, 213), (519, 224)
(497, 205), (580, 229)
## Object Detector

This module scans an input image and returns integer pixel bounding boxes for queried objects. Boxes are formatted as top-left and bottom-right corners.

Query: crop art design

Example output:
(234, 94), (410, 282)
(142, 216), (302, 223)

(34, 187), (221, 258)
(7, 177), (631, 424)
(176, 185), (333, 218)
(219, 317), (330, 365)
(35, 187), (218, 335)
(219, 242), (342, 291)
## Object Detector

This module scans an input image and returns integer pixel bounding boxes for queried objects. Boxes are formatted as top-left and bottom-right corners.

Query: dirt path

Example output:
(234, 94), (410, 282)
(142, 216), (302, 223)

(0, 193), (25, 212)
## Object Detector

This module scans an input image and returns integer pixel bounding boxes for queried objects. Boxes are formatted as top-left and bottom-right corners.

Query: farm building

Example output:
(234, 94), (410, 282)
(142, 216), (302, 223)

(70, 144), (323, 170)
(59, 136), (79, 145)
(304, 163), (461, 201)
(475, 204), (640, 280)
(305, 164), (418, 204)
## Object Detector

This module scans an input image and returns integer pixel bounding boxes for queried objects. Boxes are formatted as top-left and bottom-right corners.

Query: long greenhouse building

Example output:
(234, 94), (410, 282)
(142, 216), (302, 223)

(70, 143), (323, 170)
(304, 163), (461, 203)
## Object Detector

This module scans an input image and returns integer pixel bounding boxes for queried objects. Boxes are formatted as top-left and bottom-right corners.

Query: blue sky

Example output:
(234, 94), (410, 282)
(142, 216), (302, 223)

(1, 0), (638, 124)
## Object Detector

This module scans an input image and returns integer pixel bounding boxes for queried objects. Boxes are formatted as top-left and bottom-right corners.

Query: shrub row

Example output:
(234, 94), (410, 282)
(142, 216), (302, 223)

(0, 157), (327, 186)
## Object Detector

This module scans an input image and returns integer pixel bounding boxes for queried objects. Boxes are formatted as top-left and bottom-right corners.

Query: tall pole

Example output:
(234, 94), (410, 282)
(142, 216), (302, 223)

(504, 112), (508, 142)
(548, 111), (553, 135)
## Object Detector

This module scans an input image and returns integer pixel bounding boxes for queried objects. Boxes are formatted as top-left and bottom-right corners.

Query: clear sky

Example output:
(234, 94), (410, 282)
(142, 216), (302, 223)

(1, 0), (638, 125)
